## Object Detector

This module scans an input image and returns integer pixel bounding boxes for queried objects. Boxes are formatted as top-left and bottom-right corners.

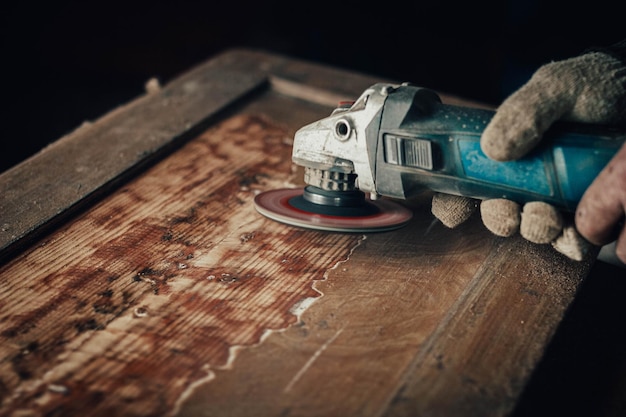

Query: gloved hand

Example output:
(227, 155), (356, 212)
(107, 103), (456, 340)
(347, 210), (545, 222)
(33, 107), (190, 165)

(432, 43), (626, 262)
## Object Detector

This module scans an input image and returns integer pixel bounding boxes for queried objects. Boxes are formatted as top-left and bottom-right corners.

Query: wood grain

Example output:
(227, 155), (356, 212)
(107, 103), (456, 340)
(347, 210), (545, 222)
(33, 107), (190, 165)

(0, 49), (596, 417)
(0, 48), (385, 264)
(0, 114), (364, 416)
(177, 197), (588, 417)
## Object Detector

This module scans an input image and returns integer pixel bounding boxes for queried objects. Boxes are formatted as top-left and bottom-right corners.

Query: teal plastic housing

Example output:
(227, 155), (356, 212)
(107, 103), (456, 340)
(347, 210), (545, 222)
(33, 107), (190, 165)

(373, 86), (625, 212)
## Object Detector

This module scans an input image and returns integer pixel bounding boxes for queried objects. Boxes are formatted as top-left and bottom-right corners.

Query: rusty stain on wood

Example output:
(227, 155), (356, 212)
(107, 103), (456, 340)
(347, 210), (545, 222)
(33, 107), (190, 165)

(0, 114), (363, 416)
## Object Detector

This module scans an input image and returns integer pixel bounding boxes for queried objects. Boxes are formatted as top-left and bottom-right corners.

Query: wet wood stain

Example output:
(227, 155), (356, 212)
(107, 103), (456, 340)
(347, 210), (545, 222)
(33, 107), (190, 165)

(0, 114), (362, 416)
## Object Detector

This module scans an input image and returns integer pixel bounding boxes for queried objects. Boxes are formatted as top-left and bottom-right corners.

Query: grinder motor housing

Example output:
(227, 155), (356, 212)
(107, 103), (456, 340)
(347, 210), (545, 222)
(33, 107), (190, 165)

(292, 83), (625, 212)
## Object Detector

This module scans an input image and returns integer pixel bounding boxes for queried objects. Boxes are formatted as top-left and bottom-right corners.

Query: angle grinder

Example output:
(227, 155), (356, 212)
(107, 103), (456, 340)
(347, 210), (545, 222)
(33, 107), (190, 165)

(254, 83), (625, 233)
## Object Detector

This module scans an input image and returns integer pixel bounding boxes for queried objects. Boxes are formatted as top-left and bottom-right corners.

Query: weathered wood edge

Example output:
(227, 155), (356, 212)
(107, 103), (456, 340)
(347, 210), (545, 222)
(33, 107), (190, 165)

(0, 48), (392, 264)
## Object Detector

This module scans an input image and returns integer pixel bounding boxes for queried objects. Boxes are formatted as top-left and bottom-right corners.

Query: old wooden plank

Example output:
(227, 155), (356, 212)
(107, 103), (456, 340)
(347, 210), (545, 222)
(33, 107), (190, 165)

(177, 197), (591, 417)
(0, 112), (367, 416)
(0, 48), (388, 264)
(0, 49), (596, 417)
(380, 236), (588, 417)
(0, 52), (257, 262)
(176, 197), (495, 416)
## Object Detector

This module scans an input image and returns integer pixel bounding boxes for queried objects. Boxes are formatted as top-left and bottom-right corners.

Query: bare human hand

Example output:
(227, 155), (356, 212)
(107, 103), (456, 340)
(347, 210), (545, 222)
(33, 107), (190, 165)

(576, 143), (626, 263)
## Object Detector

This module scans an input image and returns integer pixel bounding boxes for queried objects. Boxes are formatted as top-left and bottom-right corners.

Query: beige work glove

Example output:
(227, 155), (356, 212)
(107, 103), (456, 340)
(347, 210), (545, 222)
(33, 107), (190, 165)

(432, 49), (626, 261)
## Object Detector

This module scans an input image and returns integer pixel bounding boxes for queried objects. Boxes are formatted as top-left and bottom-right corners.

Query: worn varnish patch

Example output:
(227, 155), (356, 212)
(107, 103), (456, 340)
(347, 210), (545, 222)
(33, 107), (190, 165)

(0, 114), (362, 416)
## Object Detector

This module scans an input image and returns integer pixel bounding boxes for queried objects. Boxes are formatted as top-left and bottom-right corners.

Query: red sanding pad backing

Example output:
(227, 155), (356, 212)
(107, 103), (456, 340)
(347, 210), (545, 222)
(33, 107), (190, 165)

(254, 188), (413, 232)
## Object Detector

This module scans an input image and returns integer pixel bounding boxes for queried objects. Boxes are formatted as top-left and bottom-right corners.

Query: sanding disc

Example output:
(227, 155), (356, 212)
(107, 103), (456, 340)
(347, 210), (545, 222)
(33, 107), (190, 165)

(254, 188), (413, 232)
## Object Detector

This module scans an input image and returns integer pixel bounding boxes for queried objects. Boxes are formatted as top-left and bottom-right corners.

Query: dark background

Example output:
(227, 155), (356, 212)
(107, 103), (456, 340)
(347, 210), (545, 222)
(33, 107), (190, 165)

(1, 0), (623, 173)
(1, 1), (625, 416)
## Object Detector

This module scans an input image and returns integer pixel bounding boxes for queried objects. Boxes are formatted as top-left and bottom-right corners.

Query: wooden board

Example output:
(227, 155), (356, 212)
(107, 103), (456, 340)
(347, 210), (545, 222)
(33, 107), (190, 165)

(0, 49), (595, 417)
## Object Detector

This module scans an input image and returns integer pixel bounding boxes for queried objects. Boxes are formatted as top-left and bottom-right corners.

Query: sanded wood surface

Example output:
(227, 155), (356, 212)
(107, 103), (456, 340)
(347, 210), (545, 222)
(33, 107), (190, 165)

(0, 49), (595, 417)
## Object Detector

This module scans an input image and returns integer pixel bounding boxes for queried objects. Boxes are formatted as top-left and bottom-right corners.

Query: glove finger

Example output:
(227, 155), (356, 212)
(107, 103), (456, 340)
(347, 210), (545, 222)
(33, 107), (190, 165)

(551, 222), (595, 262)
(431, 193), (478, 228)
(520, 201), (563, 244)
(479, 199), (520, 237)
